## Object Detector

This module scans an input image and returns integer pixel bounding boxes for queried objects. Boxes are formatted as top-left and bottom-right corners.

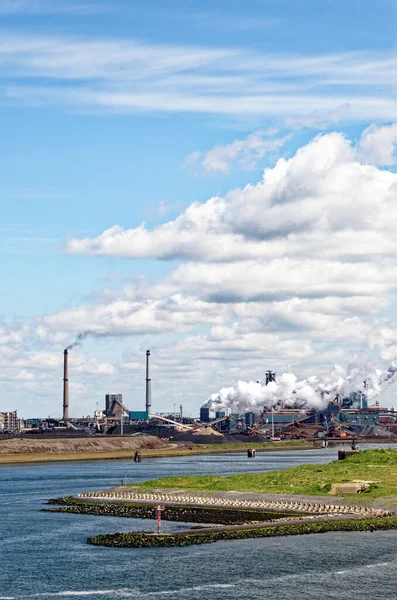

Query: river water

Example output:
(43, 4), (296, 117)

(1, 446), (397, 599)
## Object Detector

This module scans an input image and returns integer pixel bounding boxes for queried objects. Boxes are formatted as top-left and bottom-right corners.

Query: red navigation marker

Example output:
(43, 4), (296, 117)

(155, 503), (166, 535)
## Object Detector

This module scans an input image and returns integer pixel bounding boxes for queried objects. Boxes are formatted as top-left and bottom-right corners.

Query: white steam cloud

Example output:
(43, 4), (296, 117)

(204, 355), (397, 414)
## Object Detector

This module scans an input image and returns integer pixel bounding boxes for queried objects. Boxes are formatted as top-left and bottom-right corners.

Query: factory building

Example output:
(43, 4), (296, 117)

(244, 412), (256, 427)
(105, 394), (123, 419)
(200, 407), (210, 422)
(129, 411), (149, 421)
(0, 411), (21, 432)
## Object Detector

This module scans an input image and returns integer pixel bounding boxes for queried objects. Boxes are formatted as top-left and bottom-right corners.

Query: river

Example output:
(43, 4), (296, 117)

(1, 446), (397, 599)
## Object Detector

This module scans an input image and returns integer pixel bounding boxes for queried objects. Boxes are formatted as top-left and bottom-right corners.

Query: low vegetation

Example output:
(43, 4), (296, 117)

(135, 448), (397, 499)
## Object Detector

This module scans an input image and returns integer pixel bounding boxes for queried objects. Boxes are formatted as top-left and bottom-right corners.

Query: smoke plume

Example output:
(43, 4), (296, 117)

(204, 355), (397, 415)
(65, 331), (92, 350)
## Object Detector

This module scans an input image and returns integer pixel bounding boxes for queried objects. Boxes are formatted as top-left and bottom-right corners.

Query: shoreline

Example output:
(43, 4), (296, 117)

(44, 497), (397, 548)
(87, 516), (397, 548)
(41, 449), (397, 547)
(0, 441), (313, 465)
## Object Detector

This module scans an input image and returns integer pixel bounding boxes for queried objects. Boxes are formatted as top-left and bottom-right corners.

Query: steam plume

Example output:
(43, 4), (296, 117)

(204, 355), (397, 415)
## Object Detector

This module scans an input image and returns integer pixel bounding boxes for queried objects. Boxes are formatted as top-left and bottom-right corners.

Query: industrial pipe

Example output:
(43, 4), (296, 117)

(146, 350), (151, 417)
(63, 349), (69, 421)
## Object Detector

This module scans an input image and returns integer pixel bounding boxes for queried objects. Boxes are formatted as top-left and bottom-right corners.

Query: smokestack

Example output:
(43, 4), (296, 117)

(63, 349), (69, 421)
(145, 350), (151, 416)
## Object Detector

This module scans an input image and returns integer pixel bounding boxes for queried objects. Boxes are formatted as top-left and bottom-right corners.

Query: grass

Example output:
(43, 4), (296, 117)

(135, 448), (397, 499)
(0, 440), (310, 465)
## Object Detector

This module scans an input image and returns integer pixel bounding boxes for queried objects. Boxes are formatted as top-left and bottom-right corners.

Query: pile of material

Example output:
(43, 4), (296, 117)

(192, 427), (223, 436)
(355, 424), (392, 437)
(282, 424), (324, 438)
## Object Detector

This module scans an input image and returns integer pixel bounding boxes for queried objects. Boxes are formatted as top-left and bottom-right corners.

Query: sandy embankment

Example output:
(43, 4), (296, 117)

(0, 436), (168, 464)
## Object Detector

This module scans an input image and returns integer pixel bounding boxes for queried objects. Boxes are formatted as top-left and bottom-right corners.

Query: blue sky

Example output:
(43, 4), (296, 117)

(1, 0), (397, 417)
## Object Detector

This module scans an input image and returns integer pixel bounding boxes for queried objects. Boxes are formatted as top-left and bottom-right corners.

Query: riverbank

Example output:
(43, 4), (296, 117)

(42, 449), (397, 549)
(47, 496), (391, 548)
(0, 439), (312, 464)
(135, 448), (397, 500)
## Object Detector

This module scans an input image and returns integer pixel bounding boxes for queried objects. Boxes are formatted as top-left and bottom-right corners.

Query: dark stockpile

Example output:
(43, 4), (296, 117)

(170, 432), (268, 444)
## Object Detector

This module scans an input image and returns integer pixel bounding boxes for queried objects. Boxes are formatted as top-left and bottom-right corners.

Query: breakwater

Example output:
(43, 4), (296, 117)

(45, 498), (289, 524)
(45, 496), (397, 549)
(87, 517), (397, 548)
(75, 489), (389, 517)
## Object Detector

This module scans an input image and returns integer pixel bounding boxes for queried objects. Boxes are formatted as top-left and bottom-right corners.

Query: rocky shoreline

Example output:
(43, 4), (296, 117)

(44, 495), (397, 548)
(87, 517), (397, 548)
(44, 497), (289, 524)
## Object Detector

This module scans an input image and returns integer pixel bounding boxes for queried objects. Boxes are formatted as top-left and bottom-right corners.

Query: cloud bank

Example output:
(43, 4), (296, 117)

(4, 127), (397, 416)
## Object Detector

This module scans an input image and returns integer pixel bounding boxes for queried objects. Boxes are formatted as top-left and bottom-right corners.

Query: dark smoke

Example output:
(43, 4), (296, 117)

(65, 329), (113, 351)
(65, 331), (92, 351)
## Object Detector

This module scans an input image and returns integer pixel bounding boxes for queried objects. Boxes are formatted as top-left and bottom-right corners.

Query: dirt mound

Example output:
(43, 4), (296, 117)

(356, 425), (392, 437)
(192, 427), (223, 437)
(0, 436), (166, 455)
(171, 432), (268, 445)
(171, 432), (226, 444)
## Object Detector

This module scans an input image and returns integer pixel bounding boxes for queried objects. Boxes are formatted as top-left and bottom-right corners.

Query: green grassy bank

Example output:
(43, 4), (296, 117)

(135, 448), (397, 499)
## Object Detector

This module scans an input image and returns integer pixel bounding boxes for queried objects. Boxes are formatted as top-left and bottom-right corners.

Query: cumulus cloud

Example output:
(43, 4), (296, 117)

(185, 128), (291, 174)
(66, 131), (397, 272)
(55, 128), (397, 414)
(7, 128), (397, 415)
(359, 123), (397, 166)
(39, 295), (235, 339)
(169, 258), (395, 303)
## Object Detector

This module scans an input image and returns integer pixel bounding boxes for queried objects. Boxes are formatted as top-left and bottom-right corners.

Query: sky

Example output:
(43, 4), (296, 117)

(1, 0), (397, 418)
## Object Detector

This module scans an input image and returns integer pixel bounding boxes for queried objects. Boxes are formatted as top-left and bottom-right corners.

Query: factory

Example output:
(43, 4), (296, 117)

(199, 368), (397, 440)
(2, 352), (397, 442)
(1, 348), (196, 437)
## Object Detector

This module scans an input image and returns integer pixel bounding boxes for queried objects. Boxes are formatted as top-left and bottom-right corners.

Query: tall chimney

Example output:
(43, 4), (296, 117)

(145, 350), (151, 417)
(63, 349), (69, 421)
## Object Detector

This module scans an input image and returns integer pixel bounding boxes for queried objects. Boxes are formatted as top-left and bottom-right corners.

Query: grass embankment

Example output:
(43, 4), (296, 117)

(0, 439), (311, 465)
(135, 448), (397, 500)
(87, 516), (397, 548)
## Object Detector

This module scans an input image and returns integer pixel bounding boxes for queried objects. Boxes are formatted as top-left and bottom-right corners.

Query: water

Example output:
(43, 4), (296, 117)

(1, 446), (397, 599)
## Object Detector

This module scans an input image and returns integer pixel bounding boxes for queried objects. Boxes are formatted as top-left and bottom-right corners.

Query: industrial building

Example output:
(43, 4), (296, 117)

(0, 411), (21, 432)
(3, 354), (396, 442)
(105, 394), (124, 419)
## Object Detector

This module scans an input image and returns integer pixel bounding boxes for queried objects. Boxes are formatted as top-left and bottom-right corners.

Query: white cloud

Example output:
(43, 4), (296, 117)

(66, 130), (397, 266)
(0, 32), (396, 120)
(359, 123), (397, 166)
(57, 128), (397, 414)
(6, 128), (397, 415)
(185, 129), (291, 174)
(169, 258), (395, 303)
(40, 295), (235, 338)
